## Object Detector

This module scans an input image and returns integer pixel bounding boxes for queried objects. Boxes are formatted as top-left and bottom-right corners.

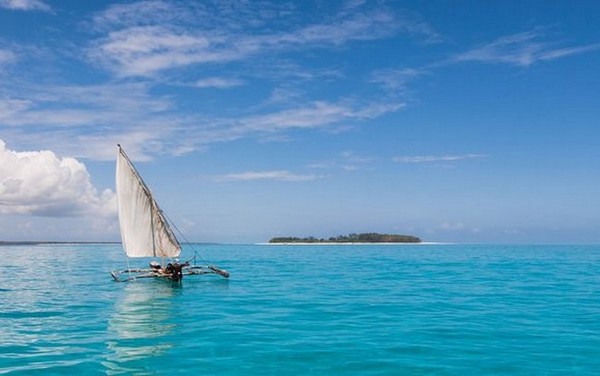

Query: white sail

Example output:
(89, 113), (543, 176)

(116, 145), (181, 258)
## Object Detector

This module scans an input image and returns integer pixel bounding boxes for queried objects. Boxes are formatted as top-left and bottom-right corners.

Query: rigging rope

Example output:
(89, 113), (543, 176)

(125, 252), (132, 281)
(163, 212), (210, 266)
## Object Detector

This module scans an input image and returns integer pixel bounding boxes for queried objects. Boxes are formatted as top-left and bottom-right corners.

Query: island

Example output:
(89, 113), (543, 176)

(269, 232), (421, 244)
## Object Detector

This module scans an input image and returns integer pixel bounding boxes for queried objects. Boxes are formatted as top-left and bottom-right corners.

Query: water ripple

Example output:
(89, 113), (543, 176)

(0, 244), (599, 374)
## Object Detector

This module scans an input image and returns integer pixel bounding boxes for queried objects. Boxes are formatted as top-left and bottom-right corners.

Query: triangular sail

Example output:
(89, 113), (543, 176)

(116, 145), (181, 258)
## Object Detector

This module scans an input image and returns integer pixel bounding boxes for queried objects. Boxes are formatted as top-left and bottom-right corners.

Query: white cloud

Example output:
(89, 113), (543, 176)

(394, 154), (486, 164)
(88, 2), (439, 77)
(0, 98), (32, 119)
(0, 49), (17, 65)
(214, 170), (321, 182)
(343, 0), (367, 11)
(0, 0), (50, 11)
(369, 68), (425, 91)
(179, 100), (403, 148)
(0, 83), (172, 127)
(452, 30), (600, 67)
(240, 100), (403, 133)
(537, 43), (600, 61)
(244, 101), (353, 131)
(89, 25), (237, 77)
(194, 77), (244, 89)
(367, 30), (600, 101)
(338, 151), (374, 171)
(440, 222), (465, 231)
(91, 0), (181, 30)
(0, 2), (410, 162)
(307, 151), (375, 172)
(1, 78), (402, 162)
(179, 100), (402, 154)
(0, 82), (180, 160)
(265, 87), (304, 105)
(260, 10), (399, 47)
(0, 140), (115, 217)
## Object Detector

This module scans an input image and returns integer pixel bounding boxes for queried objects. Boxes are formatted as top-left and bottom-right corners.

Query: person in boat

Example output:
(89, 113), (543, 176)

(165, 261), (189, 281)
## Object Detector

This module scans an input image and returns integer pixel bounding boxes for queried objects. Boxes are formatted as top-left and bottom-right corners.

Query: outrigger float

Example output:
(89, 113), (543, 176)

(111, 144), (229, 282)
(110, 259), (230, 282)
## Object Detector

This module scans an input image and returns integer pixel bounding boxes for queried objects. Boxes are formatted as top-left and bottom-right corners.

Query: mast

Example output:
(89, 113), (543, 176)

(116, 145), (181, 258)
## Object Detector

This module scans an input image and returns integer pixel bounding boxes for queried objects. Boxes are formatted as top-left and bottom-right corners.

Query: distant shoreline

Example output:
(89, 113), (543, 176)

(0, 241), (222, 246)
(258, 241), (448, 246)
(1, 241), (451, 246)
(269, 233), (422, 244)
(0, 241), (120, 246)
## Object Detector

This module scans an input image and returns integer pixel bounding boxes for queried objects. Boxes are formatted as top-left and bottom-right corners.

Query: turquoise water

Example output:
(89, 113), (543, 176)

(1, 244), (599, 375)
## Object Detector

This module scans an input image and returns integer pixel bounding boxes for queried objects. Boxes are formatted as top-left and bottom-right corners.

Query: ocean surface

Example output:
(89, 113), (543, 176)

(1, 243), (599, 375)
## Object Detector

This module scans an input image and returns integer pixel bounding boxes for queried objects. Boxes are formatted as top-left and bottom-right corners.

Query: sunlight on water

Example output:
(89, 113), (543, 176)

(103, 283), (177, 374)
(0, 244), (599, 375)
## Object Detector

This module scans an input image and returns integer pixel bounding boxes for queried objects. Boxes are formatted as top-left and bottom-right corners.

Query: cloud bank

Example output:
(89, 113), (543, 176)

(0, 140), (115, 217)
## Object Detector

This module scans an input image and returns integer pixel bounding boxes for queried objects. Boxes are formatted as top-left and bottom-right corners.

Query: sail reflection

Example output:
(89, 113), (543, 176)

(103, 281), (179, 374)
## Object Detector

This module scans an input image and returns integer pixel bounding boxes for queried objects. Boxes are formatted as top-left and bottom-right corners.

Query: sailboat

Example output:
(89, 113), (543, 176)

(111, 144), (229, 282)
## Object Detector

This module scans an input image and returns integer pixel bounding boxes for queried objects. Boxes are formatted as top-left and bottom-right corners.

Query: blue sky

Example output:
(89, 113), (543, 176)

(0, 0), (599, 243)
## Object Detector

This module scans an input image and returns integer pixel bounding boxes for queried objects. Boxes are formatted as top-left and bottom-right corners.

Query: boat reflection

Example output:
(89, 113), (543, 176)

(103, 281), (180, 374)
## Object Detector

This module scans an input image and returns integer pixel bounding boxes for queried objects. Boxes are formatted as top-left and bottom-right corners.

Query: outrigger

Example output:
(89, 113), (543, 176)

(110, 259), (230, 282)
(111, 144), (229, 282)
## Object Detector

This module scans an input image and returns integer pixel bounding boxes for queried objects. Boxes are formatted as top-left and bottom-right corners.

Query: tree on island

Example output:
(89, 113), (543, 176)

(269, 232), (421, 243)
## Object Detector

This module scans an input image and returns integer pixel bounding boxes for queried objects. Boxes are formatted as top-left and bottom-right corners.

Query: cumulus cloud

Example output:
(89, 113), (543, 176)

(0, 0), (50, 11)
(0, 140), (115, 217)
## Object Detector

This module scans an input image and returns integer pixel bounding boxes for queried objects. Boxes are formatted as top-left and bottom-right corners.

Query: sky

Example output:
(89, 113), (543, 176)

(0, 0), (599, 244)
